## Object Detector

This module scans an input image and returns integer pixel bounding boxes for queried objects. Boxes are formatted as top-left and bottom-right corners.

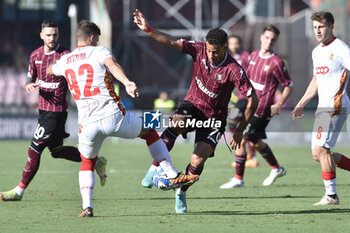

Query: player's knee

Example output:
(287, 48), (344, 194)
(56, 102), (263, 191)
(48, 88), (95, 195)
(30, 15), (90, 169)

(80, 155), (97, 171)
(312, 147), (322, 161)
(50, 145), (64, 158)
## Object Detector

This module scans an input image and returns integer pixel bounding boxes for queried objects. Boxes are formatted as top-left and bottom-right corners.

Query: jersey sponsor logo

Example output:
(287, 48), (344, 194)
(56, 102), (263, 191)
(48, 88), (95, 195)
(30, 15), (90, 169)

(35, 60), (43, 64)
(38, 80), (60, 89)
(316, 66), (329, 75)
(195, 76), (219, 98)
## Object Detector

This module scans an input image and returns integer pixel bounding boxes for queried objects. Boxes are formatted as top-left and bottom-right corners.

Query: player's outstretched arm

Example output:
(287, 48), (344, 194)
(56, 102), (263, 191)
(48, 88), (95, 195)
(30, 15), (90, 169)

(104, 57), (139, 98)
(230, 91), (258, 149)
(133, 9), (183, 52)
(292, 76), (317, 120)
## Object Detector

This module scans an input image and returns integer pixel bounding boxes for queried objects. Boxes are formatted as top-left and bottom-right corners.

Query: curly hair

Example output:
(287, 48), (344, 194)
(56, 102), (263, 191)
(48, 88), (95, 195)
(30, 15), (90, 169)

(206, 28), (228, 46)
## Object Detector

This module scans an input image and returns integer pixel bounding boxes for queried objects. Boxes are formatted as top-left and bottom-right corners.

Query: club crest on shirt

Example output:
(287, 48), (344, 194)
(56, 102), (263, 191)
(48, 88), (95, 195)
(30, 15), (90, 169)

(328, 53), (334, 60)
(264, 65), (270, 71)
(216, 73), (224, 82)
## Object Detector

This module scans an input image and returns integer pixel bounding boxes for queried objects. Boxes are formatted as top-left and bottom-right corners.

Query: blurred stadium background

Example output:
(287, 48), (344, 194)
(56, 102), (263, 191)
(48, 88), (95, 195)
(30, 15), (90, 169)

(1, 0), (350, 146)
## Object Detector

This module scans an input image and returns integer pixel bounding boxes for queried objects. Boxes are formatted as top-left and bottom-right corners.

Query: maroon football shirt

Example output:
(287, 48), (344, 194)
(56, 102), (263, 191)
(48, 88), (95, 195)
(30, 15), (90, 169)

(233, 50), (250, 99)
(246, 50), (292, 118)
(27, 44), (70, 112)
(182, 40), (253, 120)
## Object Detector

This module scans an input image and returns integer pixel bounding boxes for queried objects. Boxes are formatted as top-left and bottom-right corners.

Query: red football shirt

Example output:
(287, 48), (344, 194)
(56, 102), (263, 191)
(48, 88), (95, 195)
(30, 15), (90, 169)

(182, 40), (253, 120)
(246, 50), (292, 118)
(27, 44), (70, 112)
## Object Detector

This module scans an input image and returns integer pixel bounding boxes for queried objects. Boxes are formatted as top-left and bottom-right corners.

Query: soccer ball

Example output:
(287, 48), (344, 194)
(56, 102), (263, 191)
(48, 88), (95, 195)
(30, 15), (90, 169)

(153, 167), (170, 190)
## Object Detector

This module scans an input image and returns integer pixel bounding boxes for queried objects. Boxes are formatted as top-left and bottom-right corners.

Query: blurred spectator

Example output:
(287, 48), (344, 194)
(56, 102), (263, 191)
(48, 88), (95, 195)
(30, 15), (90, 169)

(153, 91), (175, 114)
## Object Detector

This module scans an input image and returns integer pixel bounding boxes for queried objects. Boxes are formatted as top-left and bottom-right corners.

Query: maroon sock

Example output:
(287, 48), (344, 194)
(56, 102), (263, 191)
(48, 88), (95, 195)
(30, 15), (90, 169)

(336, 154), (350, 171)
(51, 146), (81, 162)
(160, 128), (179, 151)
(180, 163), (203, 192)
(234, 154), (247, 179)
(20, 147), (41, 188)
(258, 145), (279, 169)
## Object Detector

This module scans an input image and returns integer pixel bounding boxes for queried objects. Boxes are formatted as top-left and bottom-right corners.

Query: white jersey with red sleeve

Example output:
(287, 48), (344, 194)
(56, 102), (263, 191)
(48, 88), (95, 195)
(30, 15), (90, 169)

(312, 38), (350, 115)
(52, 45), (126, 125)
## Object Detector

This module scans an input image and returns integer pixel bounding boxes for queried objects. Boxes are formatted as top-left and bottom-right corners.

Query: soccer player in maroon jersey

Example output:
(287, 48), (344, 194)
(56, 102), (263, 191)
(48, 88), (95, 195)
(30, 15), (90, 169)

(221, 25), (293, 189)
(227, 35), (258, 168)
(0, 20), (107, 201)
(134, 9), (258, 213)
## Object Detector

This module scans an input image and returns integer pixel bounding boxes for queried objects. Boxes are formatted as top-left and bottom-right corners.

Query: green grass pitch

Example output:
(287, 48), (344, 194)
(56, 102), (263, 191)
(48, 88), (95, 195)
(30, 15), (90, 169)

(1, 140), (350, 233)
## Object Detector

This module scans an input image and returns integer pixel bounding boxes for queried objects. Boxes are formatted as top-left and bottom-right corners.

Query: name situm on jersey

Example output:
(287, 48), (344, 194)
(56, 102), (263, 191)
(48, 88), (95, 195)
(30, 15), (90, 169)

(66, 53), (86, 64)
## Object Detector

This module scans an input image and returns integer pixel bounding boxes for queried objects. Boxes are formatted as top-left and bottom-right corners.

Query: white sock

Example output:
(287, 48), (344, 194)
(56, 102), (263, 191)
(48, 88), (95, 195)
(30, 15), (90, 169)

(148, 140), (178, 178)
(324, 178), (336, 195)
(14, 186), (24, 196)
(79, 170), (95, 209)
(176, 188), (185, 195)
(148, 164), (157, 172)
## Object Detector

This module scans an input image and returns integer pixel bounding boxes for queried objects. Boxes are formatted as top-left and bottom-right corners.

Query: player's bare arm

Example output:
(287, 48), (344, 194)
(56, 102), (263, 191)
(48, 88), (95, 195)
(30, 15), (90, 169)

(292, 76), (318, 120)
(271, 86), (293, 116)
(103, 57), (139, 98)
(230, 91), (258, 149)
(133, 9), (183, 52)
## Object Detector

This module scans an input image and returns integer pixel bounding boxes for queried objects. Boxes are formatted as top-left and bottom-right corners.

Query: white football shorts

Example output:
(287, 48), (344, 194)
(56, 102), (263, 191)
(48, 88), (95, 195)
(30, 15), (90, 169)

(311, 111), (348, 149)
(79, 111), (142, 159)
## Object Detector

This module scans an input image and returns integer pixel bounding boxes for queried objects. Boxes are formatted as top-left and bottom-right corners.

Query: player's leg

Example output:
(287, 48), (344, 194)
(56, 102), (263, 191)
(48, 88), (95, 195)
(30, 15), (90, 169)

(113, 111), (199, 189)
(176, 141), (214, 213)
(311, 112), (346, 205)
(253, 139), (286, 186)
(142, 102), (194, 187)
(220, 138), (247, 189)
(78, 121), (106, 217)
(0, 111), (53, 201)
(176, 126), (223, 213)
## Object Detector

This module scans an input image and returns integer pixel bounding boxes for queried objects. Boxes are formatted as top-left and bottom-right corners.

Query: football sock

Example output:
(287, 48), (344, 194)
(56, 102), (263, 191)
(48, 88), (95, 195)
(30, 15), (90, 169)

(143, 130), (178, 178)
(79, 155), (97, 210)
(258, 145), (279, 169)
(322, 171), (336, 195)
(234, 154), (247, 180)
(160, 128), (179, 151)
(19, 147), (41, 188)
(51, 146), (81, 162)
(336, 154), (350, 171)
(180, 163), (203, 192)
(14, 186), (25, 196)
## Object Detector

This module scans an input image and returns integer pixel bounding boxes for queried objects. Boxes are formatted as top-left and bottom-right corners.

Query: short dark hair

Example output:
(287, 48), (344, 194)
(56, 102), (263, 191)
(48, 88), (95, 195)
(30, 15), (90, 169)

(76, 20), (101, 41)
(228, 35), (242, 45)
(206, 28), (228, 46)
(263, 25), (280, 36)
(41, 20), (58, 30)
(311, 11), (335, 25)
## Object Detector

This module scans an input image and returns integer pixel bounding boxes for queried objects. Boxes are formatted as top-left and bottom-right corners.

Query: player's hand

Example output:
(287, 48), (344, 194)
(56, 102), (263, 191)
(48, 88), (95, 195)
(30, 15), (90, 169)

(25, 83), (40, 93)
(125, 81), (139, 98)
(291, 105), (304, 120)
(230, 129), (244, 150)
(270, 103), (282, 116)
(133, 9), (149, 31)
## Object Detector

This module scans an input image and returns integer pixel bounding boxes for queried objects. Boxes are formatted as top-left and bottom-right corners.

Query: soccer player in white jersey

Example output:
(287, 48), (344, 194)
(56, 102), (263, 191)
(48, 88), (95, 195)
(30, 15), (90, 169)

(47, 20), (199, 217)
(292, 11), (350, 205)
